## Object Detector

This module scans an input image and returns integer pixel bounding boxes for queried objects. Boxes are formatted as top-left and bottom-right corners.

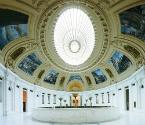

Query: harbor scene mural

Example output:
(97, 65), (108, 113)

(120, 4), (145, 41)
(18, 53), (42, 75)
(92, 69), (107, 84)
(44, 69), (59, 85)
(109, 51), (132, 74)
(68, 75), (83, 83)
(0, 9), (28, 50)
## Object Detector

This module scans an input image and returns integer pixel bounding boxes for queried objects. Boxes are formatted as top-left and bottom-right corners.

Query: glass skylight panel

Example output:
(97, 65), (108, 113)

(54, 7), (95, 65)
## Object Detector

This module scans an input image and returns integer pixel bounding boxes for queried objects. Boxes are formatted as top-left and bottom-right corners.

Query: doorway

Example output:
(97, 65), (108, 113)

(23, 89), (27, 112)
(125, 88), (129, 111)
(71, 94), (81, 107)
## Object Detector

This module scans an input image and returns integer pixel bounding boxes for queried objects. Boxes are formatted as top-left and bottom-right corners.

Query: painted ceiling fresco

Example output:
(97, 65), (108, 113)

(92, 69), (107, 84)
(59, 76), (65, 86)
(18, 53), (42, 75)
(85, 76), (92, 85)
(0, 1), (143, 91)
(109, 51), (132, 74)
(0, 9), (28, 50)
(68, 75), (83, 83)
(120, 4), (145, 41)
(44, 69), (59, 85)
(105, 68), (114, 78)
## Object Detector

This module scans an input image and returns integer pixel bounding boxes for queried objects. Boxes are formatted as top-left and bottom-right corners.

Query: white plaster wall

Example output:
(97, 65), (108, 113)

(14, 84), (22, 112)
(0, 80), (3, 116)
(0, 64), (5, 116)
(140, 77), (145, 110)
(80, 66), (145, 113)
(1, 64), (145, 116)
(29, 85), (71, 108)
(0, 64), (71, 116)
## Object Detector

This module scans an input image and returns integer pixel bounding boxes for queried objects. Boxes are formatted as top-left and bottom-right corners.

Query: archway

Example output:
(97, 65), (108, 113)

(67, 80), (84, 107)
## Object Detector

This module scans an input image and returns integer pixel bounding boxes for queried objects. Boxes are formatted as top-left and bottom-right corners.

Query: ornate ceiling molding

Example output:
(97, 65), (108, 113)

(112, 36), (145, 69)
(37, 0), (110, 72)
(4, 40), (39, 69)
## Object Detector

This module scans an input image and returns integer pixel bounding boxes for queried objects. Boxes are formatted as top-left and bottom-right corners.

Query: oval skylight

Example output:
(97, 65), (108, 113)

(54, 7), (95, 65)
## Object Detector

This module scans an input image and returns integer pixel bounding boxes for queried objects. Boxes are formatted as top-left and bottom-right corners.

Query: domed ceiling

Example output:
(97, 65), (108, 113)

(0, 0), (145, 91)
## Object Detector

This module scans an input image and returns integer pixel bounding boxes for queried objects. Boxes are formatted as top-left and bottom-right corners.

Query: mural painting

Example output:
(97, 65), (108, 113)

(109, 51), (132, 74)
(68, 75), (83, 83)
(120, 4), (145, 41)
(92, 69), (107, 84)
(18, 53), (42, 75)
(0, 9), (28, 50)
(44, 70), (59, 85)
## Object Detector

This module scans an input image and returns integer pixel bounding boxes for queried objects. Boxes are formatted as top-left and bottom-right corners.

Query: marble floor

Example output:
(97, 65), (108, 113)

(0, 111), (145, 125)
